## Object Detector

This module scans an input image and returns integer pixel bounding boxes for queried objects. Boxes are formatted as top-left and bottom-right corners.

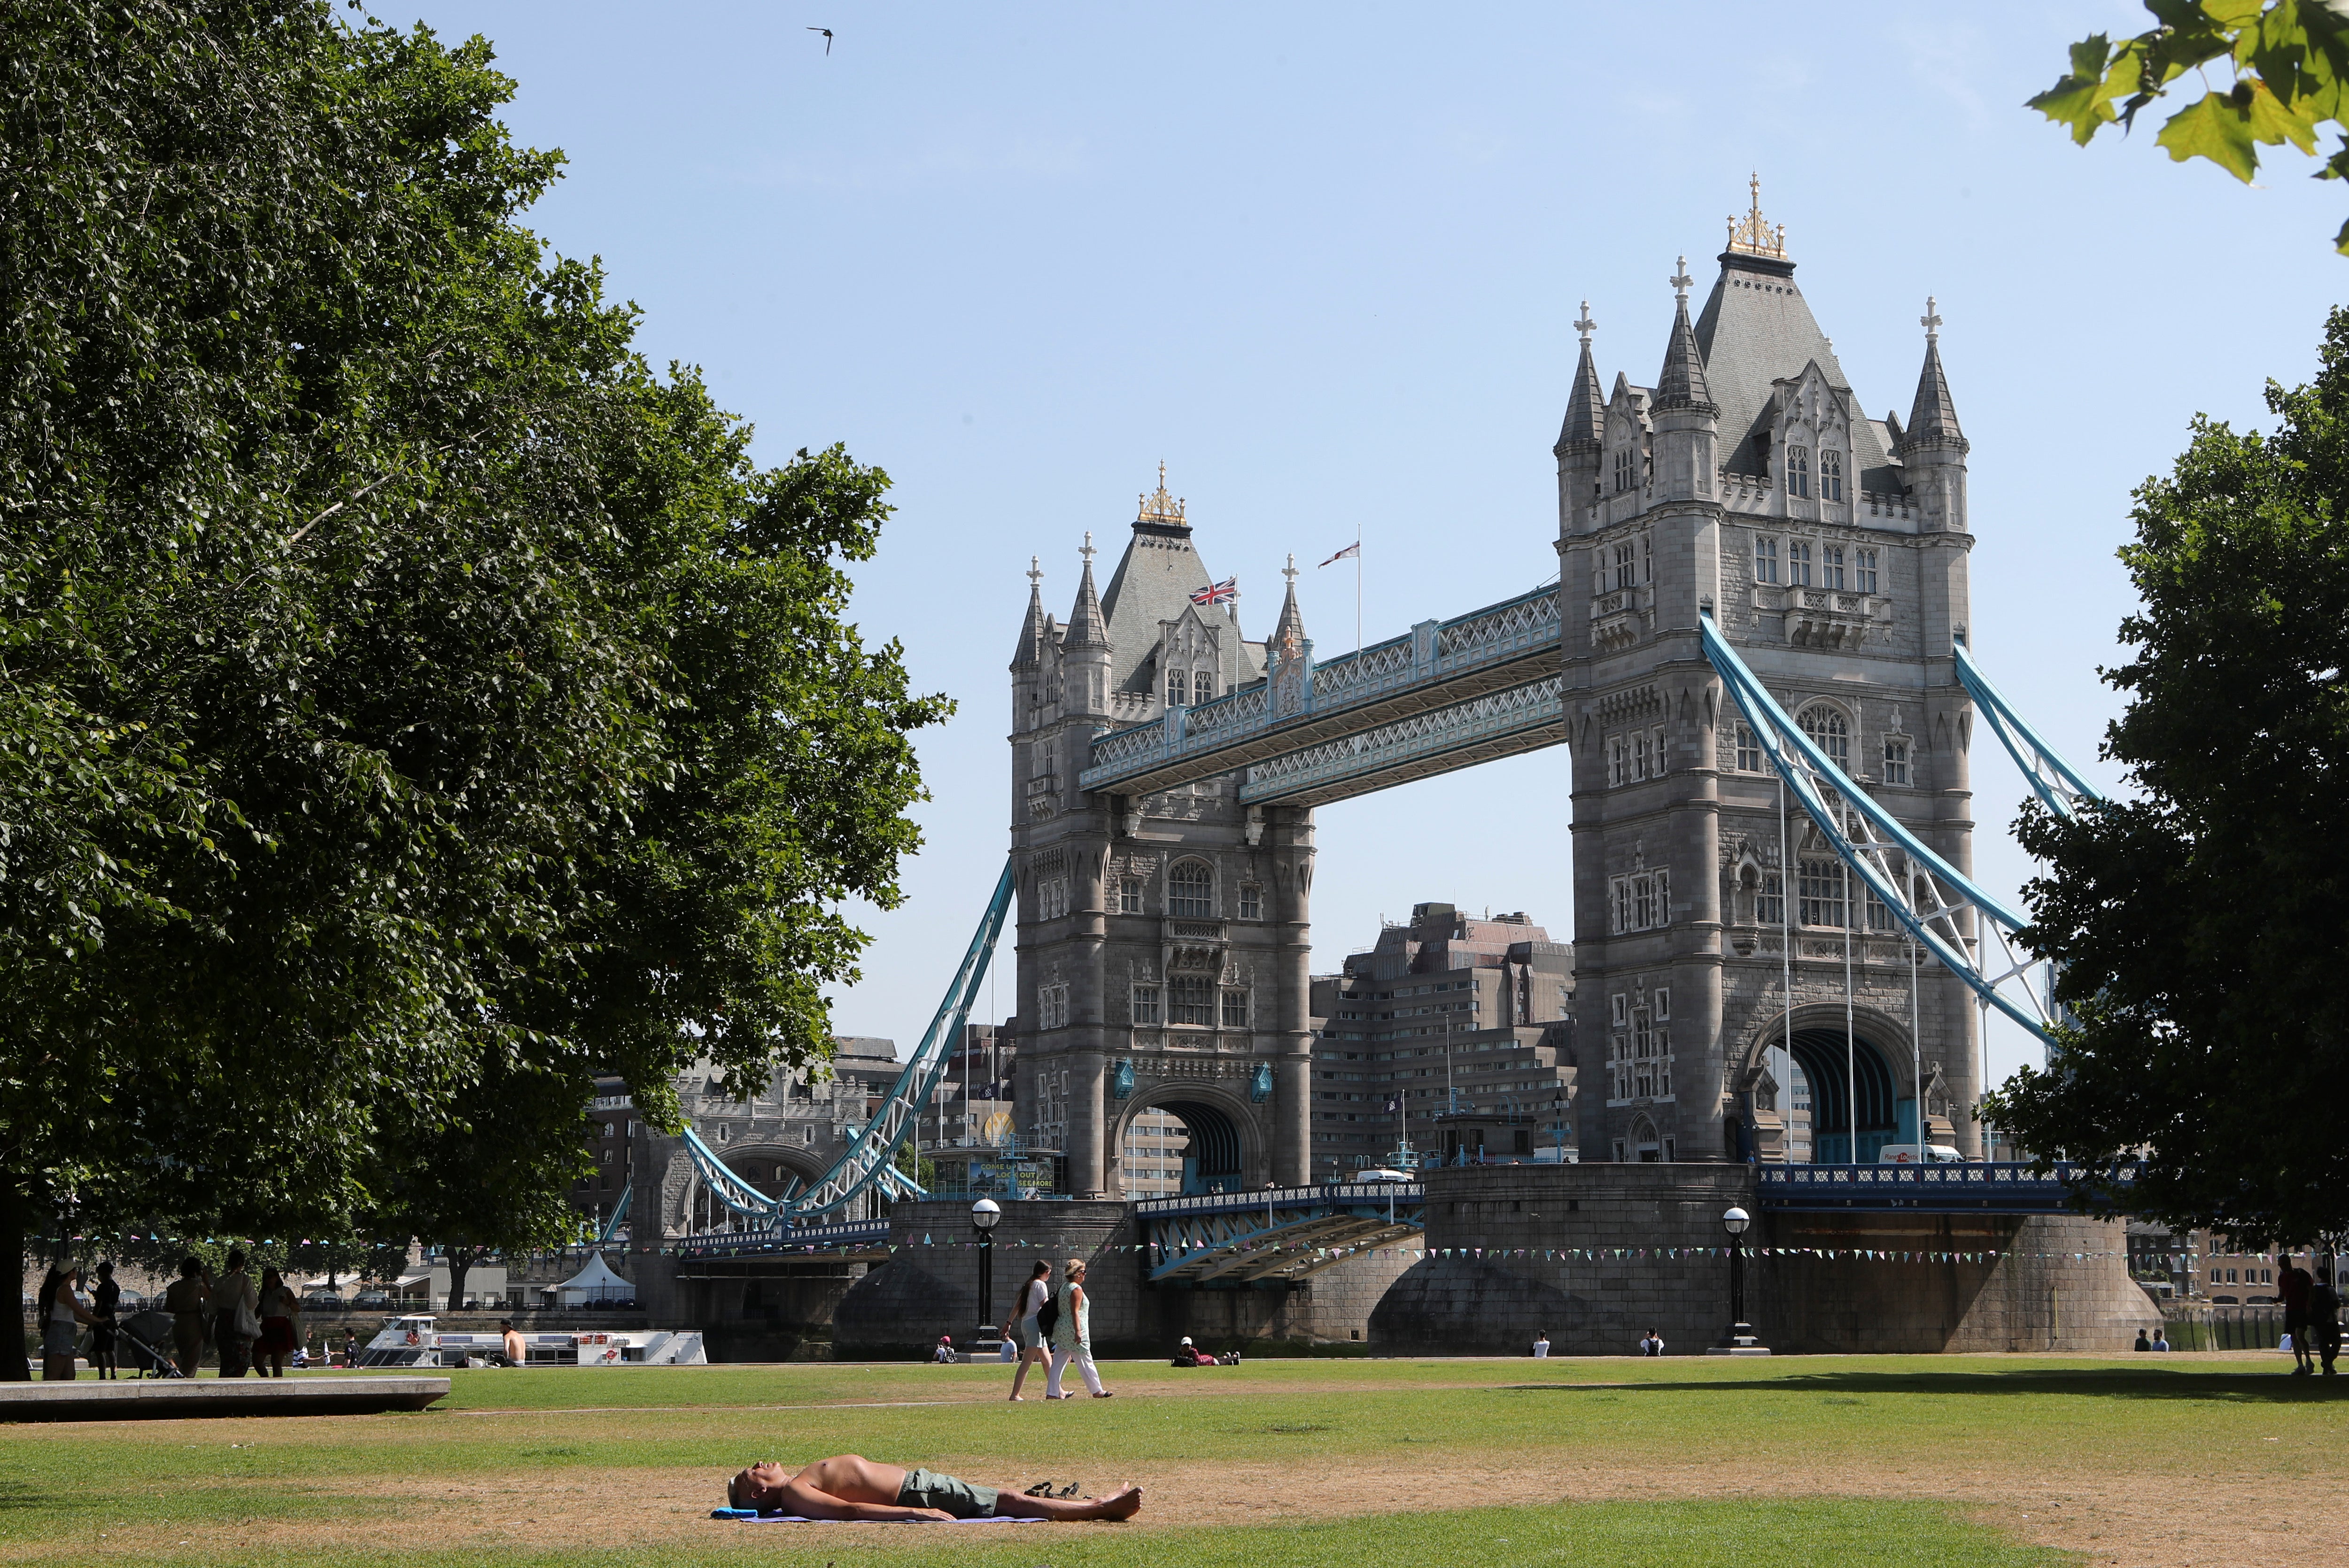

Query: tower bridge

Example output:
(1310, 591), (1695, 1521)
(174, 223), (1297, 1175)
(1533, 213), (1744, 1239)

(645, 190), (2161, 1358)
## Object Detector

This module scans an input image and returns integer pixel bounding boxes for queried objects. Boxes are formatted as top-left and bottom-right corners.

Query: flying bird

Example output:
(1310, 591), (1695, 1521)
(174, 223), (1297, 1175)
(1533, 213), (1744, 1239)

(808, 26), (832, 54)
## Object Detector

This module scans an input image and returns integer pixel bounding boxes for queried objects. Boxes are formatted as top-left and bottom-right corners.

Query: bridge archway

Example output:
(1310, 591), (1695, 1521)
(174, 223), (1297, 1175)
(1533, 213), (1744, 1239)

(1775, 1010), (1910, 1164)
(1112, 1086), (1257, 1198)
(688, 1144), (833, 1235)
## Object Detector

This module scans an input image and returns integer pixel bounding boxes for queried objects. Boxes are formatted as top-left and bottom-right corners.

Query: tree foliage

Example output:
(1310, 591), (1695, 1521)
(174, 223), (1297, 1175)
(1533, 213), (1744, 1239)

(2030, 0), (2349, 253)
(1987, 308), (2349, 1247)
(0, 0), (946, 1366)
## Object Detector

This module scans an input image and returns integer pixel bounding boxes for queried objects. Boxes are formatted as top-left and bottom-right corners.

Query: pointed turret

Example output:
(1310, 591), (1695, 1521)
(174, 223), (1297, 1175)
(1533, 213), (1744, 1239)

(1009, 556), (1049, 671)
(1902, 297), (1964, 447)
(1896, 297), (1969, 534)
(1652, 260), (1714, 414)
(1271, 554), (1306, 656)
(1555, 302), (1605, 457)
(1063, 533), (1111, 651)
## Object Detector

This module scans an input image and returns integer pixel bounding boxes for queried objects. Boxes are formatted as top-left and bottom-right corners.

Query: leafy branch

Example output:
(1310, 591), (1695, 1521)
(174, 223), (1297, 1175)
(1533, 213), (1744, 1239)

(2030, 0), (2349, 251)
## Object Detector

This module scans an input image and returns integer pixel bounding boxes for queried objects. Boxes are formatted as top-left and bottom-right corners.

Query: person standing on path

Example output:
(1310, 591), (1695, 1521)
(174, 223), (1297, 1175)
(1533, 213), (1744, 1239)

(213, 1250), (260, 1378)
(88, 1261), (122, 1379)
(2278, 1251), (2316, 1375)
(1044, 1258), (1110, 1400)
(35, 1267), (95, 1381)
(163, 1256), (211, 1376)
(2309, 1260), (2341, 1378)
(255, 1268), (300, 1377)
(1007, 1260), (1052, 1401)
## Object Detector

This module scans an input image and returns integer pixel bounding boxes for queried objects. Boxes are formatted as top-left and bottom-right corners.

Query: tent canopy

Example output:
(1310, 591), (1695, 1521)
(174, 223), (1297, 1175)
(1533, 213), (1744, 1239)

(552, 1253), (633, 1303)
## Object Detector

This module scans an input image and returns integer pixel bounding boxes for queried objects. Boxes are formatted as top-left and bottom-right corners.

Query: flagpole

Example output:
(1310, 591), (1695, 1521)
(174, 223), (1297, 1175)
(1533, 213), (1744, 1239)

(1354, 522), (1363, 654)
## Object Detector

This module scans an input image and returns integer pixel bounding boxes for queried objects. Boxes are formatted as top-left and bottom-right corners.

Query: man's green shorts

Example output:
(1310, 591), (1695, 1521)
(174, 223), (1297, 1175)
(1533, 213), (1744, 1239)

(897, 1468), (999, 1518)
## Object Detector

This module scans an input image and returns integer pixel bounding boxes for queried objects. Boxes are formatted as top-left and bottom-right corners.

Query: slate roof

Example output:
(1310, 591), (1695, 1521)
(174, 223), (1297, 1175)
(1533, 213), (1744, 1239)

(1905, 336), (1963, 445)
(1098, 518), (1251, 694)
(1691, 250), (1903, 495)
(1064, 556), (1110, 650)
(1009, 574), (1049, 670)
(1653, 295), (1714, 412)
(1555, 338), (1604, 453)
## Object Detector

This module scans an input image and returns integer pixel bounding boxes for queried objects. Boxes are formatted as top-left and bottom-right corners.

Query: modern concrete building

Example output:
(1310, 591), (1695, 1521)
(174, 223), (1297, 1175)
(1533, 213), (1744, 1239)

(1309, 902), (1575, 1178)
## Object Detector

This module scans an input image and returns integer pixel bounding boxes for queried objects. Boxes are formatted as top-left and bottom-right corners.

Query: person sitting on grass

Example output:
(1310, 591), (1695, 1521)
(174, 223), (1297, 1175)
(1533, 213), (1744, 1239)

(726, 1455), (1142, 1522)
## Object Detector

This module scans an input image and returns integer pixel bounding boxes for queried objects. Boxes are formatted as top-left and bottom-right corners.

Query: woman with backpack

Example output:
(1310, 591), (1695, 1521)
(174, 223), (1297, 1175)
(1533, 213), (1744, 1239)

(1007, 1260), (1053, 1401)
(1043, 1257), (1112, 1400)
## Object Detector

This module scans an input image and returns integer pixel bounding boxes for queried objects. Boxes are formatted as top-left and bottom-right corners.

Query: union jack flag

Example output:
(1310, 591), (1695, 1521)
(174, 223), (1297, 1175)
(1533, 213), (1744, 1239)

(1190, 577), (1239, 606)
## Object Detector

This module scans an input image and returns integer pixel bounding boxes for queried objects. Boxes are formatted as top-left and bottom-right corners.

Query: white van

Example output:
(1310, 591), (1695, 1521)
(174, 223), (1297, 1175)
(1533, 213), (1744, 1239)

(1877, 1144), (1967, 1165)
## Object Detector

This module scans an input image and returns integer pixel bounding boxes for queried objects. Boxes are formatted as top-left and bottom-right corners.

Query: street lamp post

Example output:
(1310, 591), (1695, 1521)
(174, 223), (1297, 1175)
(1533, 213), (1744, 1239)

(1708, 1205), (1768, 1355)
(970, 1198), (1000, 1342)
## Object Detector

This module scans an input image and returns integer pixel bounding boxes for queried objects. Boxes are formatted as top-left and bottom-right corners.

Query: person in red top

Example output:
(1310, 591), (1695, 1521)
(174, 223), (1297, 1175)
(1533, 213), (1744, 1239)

(2279, 1253), (2316, 1375)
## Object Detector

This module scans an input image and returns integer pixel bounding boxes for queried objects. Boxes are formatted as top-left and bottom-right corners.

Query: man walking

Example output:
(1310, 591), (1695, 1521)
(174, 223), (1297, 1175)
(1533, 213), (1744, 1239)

(2278, 1251), (2316, 1375)
(2310, 1258), (2341, 1378)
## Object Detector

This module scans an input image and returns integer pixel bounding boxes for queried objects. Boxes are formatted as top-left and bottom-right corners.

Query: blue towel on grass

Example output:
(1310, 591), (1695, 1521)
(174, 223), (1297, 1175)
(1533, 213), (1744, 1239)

(711, 1508), (1041, 1523)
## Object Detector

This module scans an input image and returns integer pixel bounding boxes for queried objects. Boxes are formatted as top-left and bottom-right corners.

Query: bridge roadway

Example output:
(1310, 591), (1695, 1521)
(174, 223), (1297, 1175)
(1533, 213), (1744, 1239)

(1078, 585), (1564, 806)
(667, 1164), (2127, 1277)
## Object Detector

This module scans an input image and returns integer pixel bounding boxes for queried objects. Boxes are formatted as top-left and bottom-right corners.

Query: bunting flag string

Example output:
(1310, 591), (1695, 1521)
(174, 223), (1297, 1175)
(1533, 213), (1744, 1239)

(665, 1234), (2173, 1266)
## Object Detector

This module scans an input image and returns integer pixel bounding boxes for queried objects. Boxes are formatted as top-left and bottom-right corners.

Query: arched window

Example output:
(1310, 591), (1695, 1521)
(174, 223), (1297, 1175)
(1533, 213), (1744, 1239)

(1193, 670), (1215, 704)
(1820, 448), (1844, 501)
(1166, 669), (1186, 706)
(1787, 445), (1811, 498)
(1168, 860), (1214, 918)
(1799, 704), (1849, 770)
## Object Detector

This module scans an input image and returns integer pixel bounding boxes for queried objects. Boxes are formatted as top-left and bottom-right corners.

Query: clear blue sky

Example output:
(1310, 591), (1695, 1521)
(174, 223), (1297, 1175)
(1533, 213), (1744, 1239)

(408, 1), (2341, 1090)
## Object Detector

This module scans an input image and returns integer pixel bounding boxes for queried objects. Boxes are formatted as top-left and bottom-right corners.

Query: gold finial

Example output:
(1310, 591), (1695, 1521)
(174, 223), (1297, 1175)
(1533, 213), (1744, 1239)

(1726, 171), (1787, 259)
(1137, 461), (1186, 526)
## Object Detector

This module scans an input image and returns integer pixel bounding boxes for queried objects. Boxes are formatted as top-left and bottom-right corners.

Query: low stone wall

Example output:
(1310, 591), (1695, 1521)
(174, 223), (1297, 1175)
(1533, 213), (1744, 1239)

(1368, 1164), (2160, 1356)
(829, 1200), (1413, 1360)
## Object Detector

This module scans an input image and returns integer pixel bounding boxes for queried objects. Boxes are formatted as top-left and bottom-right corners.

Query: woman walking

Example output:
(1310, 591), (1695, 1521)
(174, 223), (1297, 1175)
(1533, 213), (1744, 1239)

(35, 1267), (95, 1381)
(163, 1255), (212, 1377)
(1044, 1257), (1111, 1400)
(255, 1268), (302, 1377)
(88, 1261), (122, 1379)
(1006, 1260), (1052, 1401)
(212, 1249), (259, 1378)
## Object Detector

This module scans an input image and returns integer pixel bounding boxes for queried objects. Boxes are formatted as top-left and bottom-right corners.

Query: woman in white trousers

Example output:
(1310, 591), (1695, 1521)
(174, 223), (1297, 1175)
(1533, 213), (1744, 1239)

(1045, 1258), (1112, 1399)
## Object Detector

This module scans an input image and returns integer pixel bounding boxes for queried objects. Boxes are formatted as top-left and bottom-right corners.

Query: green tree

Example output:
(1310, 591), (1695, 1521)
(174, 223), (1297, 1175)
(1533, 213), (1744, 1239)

(1, 2), (945, 1374)
(2031, 1), (2349, 254)
(1987, 307), (2349, 1247)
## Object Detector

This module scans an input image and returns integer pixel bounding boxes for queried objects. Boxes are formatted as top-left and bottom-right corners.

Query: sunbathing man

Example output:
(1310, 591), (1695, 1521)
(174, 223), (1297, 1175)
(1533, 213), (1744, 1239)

(727, 1454), (1141, 1522)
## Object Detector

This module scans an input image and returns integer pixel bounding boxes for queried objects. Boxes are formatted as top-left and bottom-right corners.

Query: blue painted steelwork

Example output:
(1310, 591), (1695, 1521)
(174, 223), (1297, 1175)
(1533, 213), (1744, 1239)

(1139, 1181), (1425, 1284)
(676, 1216), (891, 1259)
(595, 1184), (633, 1243)
(1699, 613), (2064, 1047)
(680, 859), (1016, 1225)
(1756, 1160), (2139, 1214)
(1953, 640), (2105, 821)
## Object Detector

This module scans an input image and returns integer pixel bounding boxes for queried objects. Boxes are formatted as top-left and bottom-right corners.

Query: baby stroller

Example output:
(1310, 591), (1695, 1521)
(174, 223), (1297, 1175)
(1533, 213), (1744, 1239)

(116, 1306), (187, 1378)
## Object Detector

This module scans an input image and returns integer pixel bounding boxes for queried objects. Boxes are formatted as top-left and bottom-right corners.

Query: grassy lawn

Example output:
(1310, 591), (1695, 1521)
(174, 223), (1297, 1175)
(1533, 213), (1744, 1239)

(3, 1355), (2340, 1566)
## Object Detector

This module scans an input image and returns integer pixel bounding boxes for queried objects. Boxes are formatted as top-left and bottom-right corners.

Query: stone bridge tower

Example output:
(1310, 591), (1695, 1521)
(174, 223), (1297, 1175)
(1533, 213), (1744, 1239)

(1559, 191), (1982, 1165)
(1007, 471), (1316, 1197)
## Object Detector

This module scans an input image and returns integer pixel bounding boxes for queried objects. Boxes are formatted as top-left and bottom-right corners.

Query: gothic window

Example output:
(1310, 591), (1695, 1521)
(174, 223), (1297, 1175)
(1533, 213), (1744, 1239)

(1735, 722), (1762, 772)
(1238, 884), (1263, 920)
(1799, 704), (1850, 770)
(1608, 871), (1670, 933)
(1788, 541), (1813, 587)
(1169, 975), (1214, 1026)
(1788, 445), (1811, 498)
(1168, 860), (1214, 918)
(1754, 535), (1779, 584)
(1193, 670), (1216, 704)
(1855, 547), (1878, 595)
(1222, 989), (1250, 1028)
(1118, 877), (1143, 914)
(1130, 985), (1162, 1026)
(1864, 886), (1899, 933)
(1613, 541), (1636, 591)
(1608, 734), (1631, 787)
(1642, 533), (1653, 583)
(1822, 545), (1846, 591)
(1883, 737), (1911, 786)
(1166, 669), (1186, 706)
(1037, 878), (1069, 921)
(1798, 857), (1847, 929)
(1613, 447), (1636, 494)
(1038, 984), (1070, 1030)
(1820, 448), (1844, 502)
(1757, 870), (1785, 927)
